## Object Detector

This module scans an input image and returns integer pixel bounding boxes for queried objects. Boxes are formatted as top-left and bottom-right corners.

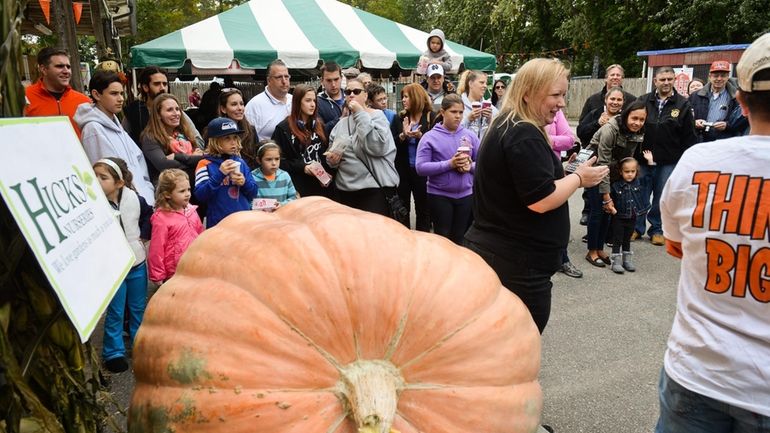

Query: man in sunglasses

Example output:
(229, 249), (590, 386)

(317, 61), (345, 136)
(245, 59), (293, 141)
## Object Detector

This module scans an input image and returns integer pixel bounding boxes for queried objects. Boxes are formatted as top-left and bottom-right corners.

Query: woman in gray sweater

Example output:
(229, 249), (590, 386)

(326, 78), (399, 216)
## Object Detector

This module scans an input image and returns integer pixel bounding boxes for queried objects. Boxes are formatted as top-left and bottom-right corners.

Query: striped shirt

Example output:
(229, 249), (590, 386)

(706, 90), (730, 123)
(251, 168), (297, 205)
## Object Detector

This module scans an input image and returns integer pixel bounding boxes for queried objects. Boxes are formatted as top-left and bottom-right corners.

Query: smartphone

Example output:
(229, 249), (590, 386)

(564, 148), (594, 173)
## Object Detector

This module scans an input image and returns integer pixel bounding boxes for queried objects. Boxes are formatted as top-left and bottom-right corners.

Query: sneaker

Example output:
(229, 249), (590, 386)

(105, 356), (129, 374)
(579, 213), (589, 226)
(622, 251), (636, 272)
(651, 234), (665, 246)
(560, 262), (583, 278)
(631, 231), (642, 241)
(581, 234), (588, 243)
(610, 253), (625, 274)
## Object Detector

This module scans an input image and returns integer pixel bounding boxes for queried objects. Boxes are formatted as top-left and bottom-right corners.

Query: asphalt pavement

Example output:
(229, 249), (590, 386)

(539, 191), (679, 433)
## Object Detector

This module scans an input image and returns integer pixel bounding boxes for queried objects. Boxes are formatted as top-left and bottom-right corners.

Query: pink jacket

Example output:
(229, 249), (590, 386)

(544, 110), (576, 157)
(148, 205), (204, 282)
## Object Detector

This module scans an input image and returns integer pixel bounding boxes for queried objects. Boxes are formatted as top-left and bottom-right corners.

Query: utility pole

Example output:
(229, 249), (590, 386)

(51, 0), (84, 91)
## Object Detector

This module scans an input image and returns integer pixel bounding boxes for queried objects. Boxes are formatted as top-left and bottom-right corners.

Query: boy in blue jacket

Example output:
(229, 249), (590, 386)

(194, 117), (258, 227)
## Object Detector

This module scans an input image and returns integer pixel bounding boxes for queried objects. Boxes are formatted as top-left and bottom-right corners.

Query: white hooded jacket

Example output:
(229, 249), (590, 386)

(75, 103), (155, 205)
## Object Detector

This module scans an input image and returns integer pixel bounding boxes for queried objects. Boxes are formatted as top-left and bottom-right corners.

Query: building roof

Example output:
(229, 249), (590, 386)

(637, 44), (750, 57)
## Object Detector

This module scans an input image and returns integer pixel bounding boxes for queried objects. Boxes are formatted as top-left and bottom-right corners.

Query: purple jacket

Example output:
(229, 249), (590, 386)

(415, 123), (480, 199)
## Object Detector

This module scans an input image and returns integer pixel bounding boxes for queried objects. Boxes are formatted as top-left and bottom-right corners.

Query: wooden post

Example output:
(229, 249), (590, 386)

(51, 0), (84, 92)
(89, 0), (110, 60)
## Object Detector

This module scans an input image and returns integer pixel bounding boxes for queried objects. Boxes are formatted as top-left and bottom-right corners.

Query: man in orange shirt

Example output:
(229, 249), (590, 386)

(24, 47), (90, 137)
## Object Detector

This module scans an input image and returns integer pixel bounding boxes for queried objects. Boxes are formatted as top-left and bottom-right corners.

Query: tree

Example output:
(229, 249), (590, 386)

(658, 0), (770, 46)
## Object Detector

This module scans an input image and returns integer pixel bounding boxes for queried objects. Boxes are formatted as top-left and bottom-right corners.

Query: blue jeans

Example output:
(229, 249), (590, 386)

(636, 164), (675, 236)
(656, 369), (770, 433)
(586, 186), (610, 251)
(102, 262), (147, 361)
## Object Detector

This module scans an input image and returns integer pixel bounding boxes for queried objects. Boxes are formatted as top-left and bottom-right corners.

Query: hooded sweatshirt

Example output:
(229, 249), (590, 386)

(415, 122), (480, 199)
(417, 29), (452, 74)
(75, 103), (156, 205)
(194, 154), (258, 227)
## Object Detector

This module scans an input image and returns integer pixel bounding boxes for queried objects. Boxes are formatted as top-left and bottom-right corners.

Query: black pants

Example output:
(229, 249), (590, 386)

(611, 216), (635, 254)
(428, 193), (473, 245)
(397, 165), (430, 231)
(464, 240), (555, 334)
(336, 188), (389, 217)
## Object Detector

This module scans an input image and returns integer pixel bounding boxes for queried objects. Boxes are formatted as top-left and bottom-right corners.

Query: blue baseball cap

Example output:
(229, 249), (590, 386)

(207, 117), (243, 138)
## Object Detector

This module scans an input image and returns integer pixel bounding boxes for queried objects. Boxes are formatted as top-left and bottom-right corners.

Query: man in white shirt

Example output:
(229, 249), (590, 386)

(656, 32), (770, 433)
(245, 59), (292, 141)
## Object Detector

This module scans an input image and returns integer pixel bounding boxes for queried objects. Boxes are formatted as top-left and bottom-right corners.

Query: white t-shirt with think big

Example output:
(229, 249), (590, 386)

(661, 135), (770, 417)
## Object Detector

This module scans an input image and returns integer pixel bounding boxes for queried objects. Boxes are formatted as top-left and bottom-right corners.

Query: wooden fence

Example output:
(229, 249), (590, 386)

(565, 78), (647, 120)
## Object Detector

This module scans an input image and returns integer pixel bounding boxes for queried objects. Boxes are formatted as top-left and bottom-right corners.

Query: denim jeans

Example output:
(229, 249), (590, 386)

(464, 240), (555, 334)
(586, 186), (610, 251)
(636, 164), (676, 236)
(656, 369), (770, 433)
(102, 262), (147, 361)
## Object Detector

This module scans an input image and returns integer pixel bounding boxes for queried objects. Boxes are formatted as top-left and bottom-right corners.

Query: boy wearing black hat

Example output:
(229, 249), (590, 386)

(193, 117), (258, 227)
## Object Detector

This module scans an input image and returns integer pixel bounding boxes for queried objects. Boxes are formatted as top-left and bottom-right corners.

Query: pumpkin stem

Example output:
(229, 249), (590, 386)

(337, 360), (404, 433)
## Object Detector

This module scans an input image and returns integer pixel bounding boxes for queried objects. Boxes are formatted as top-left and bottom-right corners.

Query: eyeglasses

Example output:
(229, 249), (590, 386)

(344, 88), (364, 96)
(494, 85), (506, 90)
(270, 74), (291, 81)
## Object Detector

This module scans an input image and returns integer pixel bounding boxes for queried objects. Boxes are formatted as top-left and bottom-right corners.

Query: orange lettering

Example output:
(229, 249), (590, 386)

(705, 238), (734, 294)
(692, 171), (720, 228)
(732, 245), (751, 298)
(710, 174), (746, 233)
(749, 248), (770, 303)
(752, 179), (770, 241)
(738, 177), (762, 236)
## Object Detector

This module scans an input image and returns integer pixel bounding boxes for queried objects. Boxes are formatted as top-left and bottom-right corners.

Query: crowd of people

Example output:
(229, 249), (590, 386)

(22, 28), (770, 432)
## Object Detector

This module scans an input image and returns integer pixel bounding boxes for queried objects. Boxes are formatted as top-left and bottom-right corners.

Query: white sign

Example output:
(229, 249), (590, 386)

(0, 117), (135, 342)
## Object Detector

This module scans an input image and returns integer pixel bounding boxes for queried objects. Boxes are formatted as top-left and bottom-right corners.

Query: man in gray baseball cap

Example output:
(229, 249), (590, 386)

(655, 31), (770, 433)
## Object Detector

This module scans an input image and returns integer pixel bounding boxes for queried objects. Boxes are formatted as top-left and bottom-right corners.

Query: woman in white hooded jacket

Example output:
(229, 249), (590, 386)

(75, 71), (155, 205)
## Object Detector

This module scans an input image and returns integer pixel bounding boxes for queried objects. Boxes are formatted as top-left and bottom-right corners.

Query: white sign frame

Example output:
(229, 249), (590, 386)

(0, 116), (135, 342)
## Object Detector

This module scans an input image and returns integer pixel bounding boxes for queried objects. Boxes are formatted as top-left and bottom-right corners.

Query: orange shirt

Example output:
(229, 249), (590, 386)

(24, 80), (90, 137)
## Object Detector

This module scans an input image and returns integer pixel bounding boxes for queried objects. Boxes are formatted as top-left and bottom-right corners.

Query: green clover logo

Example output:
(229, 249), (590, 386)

(72, 165), (98, 201)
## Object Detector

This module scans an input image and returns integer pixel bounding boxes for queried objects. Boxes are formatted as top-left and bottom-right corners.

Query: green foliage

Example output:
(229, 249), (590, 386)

(658, 0), (770, 46)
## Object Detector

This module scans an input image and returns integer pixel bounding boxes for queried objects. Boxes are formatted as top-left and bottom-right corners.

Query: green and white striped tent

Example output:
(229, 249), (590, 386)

(129, 0), (496, 72)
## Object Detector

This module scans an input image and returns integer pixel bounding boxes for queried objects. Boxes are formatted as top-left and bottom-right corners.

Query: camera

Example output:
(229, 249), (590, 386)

(703, 122), (714, 133)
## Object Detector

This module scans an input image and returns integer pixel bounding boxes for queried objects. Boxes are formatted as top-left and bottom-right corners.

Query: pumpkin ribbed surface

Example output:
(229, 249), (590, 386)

(129, 197), (542, 433)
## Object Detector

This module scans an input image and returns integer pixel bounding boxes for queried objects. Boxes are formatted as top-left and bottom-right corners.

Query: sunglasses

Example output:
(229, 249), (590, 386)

(344, 88), (365, 96)
(494, 85), (506, 89)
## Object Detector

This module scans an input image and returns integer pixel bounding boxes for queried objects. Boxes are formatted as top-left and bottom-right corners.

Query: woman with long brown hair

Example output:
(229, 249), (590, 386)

(140, 93), (204, 184)
(218, 88), (258, 169)
(271, 84), (334, 198)
(390, 83), (434, 231)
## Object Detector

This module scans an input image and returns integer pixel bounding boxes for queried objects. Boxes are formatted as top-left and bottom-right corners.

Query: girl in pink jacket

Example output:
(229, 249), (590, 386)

(148, 169), (204, 284)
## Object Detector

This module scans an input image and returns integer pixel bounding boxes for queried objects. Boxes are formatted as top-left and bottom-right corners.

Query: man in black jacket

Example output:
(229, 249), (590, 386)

(317, 62), (345, 137)
(634, 66), (697, 245)
(690, 60), (747, 142)
(578, 64), (637, 123)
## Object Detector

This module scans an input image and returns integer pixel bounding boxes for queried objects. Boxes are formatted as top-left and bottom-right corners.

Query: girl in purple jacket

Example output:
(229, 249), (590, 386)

(415, 94), (480, 244)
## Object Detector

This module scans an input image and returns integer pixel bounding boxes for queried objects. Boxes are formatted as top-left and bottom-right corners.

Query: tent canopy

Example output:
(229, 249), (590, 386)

(130, 0), (496, 72)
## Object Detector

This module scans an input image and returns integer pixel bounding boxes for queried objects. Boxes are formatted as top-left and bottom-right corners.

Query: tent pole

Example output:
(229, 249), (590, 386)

(132, 68), (138, 98)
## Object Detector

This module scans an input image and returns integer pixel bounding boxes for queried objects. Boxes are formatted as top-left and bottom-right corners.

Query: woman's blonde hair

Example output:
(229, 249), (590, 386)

(141, 94), (198, 154)
(205, 135), (242, 157)
(496, 58), (569, 129)
(155, 168), (189, 210)
(455, 70), (471, 95)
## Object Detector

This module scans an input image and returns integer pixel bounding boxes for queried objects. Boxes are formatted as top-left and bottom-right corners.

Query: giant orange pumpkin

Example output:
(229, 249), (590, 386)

(129, 197), (542, 433)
